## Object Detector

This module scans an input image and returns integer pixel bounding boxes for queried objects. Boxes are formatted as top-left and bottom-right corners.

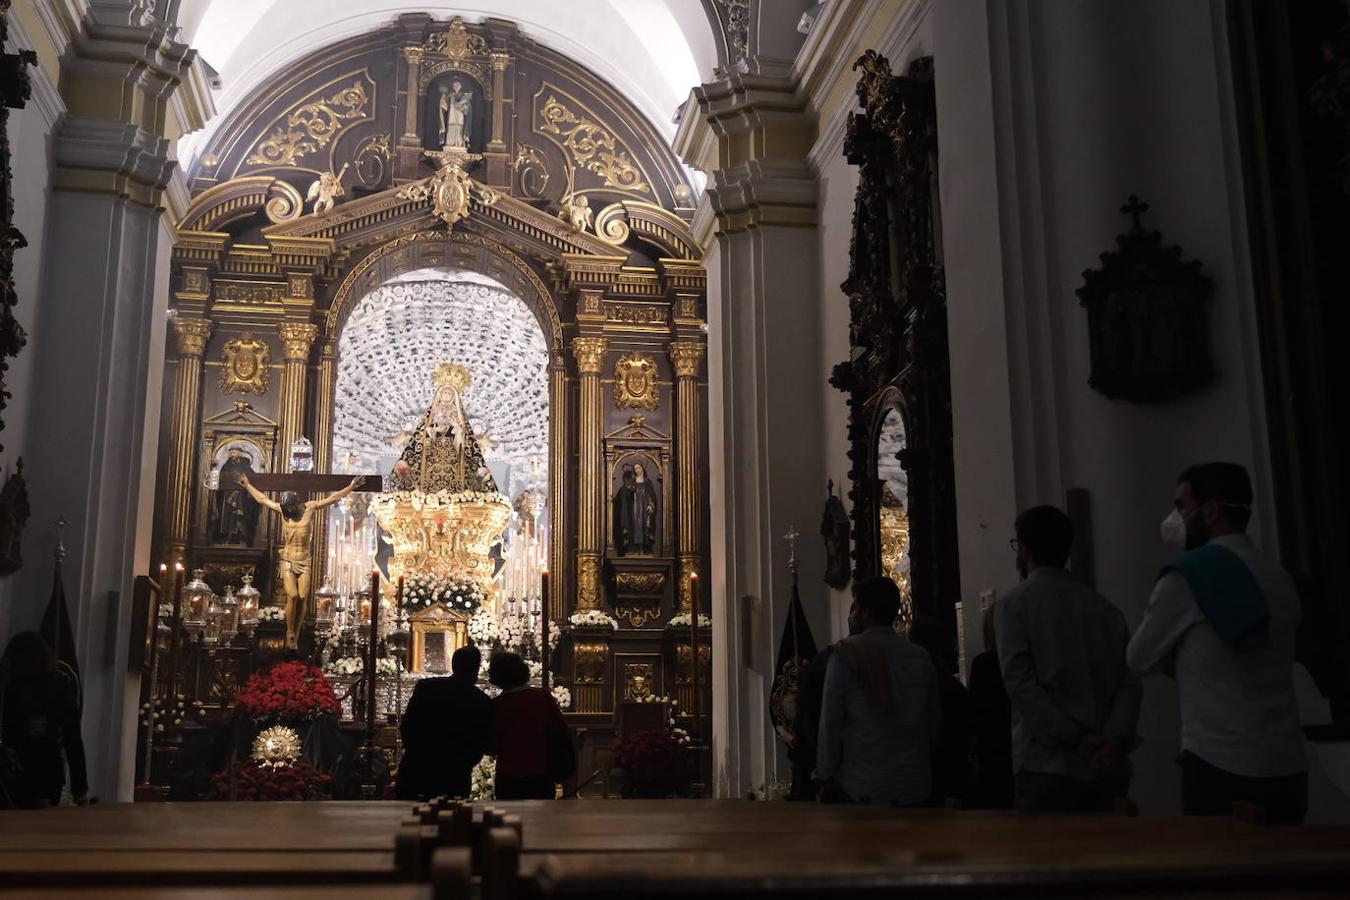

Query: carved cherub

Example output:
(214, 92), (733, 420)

(560, 193), (593, 233)
(306, 163), (350, 215)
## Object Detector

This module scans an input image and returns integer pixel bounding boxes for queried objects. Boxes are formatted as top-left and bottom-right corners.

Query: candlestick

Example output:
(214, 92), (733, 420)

(166, 563), (185, 699)
(365, 570), (381, 743)
(689, 571), (701, 795)
(540, 570), (550, 693)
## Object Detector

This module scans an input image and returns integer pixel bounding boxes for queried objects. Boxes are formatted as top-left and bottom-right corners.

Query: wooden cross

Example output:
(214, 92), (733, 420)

(1120, 194), (1150, 231)
(246, 472), (387, 494)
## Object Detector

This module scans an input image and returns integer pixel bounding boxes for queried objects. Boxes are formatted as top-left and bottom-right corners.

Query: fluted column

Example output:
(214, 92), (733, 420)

(670, 341), (706, 611)
(311, 339), (337, 579)
(571, 335), (608, 609)
(276, 323), (317, 473)
(489, 51), (509, 150)
(548, 351), (567, 620)
(163, 317), (212, 563)
(401, 47), (424, 142)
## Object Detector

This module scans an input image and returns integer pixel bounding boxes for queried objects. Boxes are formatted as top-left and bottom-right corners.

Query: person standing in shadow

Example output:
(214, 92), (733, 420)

(397, 645), (493, 800)
(490, 651), (575, 800)
(968, 605), (1014, 808)
(0, 631), (87, 808)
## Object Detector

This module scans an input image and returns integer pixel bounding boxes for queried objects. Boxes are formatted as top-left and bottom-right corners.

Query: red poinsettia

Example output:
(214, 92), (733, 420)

(209, 759), (332, 801)
(611, 728), (685, 793)
(234, 661), (340, 721)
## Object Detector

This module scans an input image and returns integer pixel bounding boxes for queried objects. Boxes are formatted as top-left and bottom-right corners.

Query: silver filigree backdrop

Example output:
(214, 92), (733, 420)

(333, 268), (549, 500)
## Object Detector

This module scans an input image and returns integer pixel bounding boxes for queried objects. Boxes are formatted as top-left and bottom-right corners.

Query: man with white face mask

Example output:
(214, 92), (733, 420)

(1127, 462), (1306, 823)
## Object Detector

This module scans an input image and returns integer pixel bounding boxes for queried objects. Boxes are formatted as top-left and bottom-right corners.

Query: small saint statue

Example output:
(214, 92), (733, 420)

(438, 79), (473, 150)
(613, 463), (658, 555)
(240, 473), (365, 649)
(306, 163), (349, 215)
(560, 194), (593, 233)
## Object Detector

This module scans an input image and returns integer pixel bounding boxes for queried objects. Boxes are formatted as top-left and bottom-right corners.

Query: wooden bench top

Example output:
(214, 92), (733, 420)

(0, 850), (403, 888)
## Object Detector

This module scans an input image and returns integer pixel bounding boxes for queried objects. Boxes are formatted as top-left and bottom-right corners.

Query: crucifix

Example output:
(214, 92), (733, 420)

(240, 472), (385, 649)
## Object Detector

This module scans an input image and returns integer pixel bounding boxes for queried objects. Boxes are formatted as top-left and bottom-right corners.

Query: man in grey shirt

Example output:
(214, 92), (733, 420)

(1128, 462), (1305, 823)
(816, 576), (940, 805)
(996, 505), (1141, 812)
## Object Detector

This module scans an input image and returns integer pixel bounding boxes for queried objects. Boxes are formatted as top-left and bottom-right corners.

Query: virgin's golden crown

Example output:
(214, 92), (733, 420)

(434, 362), (472, 392)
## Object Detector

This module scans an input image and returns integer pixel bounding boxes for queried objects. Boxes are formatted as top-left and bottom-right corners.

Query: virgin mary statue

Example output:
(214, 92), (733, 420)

(388, 362), (497, 494)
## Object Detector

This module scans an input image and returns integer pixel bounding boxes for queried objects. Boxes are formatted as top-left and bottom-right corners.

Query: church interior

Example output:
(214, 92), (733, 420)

(3, 0), (1350, 895)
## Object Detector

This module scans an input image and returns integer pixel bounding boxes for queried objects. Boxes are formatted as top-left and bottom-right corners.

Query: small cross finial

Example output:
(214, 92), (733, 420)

(784, 526), (800, 573)
(1120, 194), (1150, 231)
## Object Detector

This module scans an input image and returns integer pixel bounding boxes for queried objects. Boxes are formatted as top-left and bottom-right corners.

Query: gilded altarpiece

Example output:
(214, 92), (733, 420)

(154, 15), (709, 787)
(831, 52), (961, 668)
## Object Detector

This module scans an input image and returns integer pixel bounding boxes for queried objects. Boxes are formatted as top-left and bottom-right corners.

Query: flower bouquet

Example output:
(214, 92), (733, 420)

(470, 755), (495, 800)
(403, 571), (486, 613)
(468, 607), (500, 647)
(667, 612), (711, 628)
(322, 656), (399, 678)
(611, 727), (687, 798)
(568, 609), (619, 630)
(235, 661), (340, 722)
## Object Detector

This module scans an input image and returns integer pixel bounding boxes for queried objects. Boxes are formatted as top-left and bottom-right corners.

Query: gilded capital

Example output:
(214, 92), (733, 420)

(668, 341), (706, 378)
(490, 50), (510, 72)
(277, 322), (318, 361)
(173, 317), (212, 357)
(402, 46), (426, 65)
(571, 336), (609, 374)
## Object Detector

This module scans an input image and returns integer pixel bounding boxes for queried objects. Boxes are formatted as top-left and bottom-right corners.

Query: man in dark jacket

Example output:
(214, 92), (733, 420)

(397, 645), (493, 799)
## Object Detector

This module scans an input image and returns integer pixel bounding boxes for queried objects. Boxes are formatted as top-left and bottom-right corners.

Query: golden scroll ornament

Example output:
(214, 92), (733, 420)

(537, 92), (650, 194)
(246, 78), (372, 168)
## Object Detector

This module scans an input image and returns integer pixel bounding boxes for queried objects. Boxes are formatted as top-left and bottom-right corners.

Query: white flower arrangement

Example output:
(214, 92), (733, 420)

(257, 606), (286, 623)
(322, 656), (399, 677)
(403, 571), (486, 613)
(568, 609), (619, 630)
(140, 693), (204, 732)
(535, 621), (561, 652)
(498, 612), (527, 650)
(470, 755), (495, 800)
(551, 685), (572, 710)
(468, 607), (500, 647)
(667, 613), (711, 628)
(525, 659), (542, 681)
(372, 489), (511, 511)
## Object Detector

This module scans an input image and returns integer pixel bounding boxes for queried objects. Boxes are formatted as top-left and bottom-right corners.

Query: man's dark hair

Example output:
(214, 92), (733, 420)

(853, 576), (902, 626)
(280, 492), (304, 521)
(1014, 505), (1074, 568)
(451, 645), (481, 679)
(1178, 462), (1253, 530)
(487, 651), (530, 690)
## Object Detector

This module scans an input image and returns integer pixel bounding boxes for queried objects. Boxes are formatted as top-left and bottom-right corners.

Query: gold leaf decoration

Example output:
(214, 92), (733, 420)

(536, 91), (650, 194)
(246, 77), (373, 168)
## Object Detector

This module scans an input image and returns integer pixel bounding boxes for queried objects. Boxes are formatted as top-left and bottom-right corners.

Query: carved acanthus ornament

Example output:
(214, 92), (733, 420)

(537, 92), (650, 194)
(613, 352), (659, 411)
(218, 334), (271, 395)
(245, 76), (373, 168)
(571, 336), (609, 374)
(615, 571), (665, 594)
(277, 323), (318, 361)
(174, 317), (212, 357)
(623, 662), (656, 699)
(574, 640), (608, 684)
(605, 303), (665, 326)
(710, 0), (750, 73)
(668, 341), (705, 378)
(676, 644), (712, 685)
(576, 553), (602, 610)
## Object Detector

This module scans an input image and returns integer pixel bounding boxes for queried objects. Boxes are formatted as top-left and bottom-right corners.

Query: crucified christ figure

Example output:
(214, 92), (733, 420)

(240, 474), (365, 649)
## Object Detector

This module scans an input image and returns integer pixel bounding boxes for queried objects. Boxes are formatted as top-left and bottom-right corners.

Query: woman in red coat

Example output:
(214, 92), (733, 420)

(488, 652), (574, 800)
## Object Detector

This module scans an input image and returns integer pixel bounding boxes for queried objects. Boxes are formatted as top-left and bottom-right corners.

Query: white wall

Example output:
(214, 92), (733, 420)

(0, 24), (61, 640)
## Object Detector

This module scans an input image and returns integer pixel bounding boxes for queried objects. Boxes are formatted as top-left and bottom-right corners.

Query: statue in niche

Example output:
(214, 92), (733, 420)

(613, 462), (658, 555)
(438, 79), (473, 150)
(208, 442), (263, 545)
(387, 363), (498, 494)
